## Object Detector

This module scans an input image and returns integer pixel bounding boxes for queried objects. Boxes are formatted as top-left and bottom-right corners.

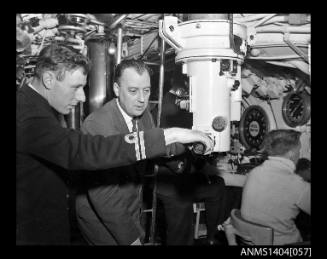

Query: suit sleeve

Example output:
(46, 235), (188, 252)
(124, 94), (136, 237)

(17, 110), (167, 171)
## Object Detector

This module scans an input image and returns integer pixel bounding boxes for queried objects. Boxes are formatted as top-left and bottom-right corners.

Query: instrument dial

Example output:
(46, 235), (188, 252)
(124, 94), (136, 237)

(282, 92), (311, 127)
(239, 105), (270, 150)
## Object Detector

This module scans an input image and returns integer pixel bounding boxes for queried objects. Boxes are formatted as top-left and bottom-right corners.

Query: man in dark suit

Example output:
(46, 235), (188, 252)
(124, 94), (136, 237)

(16, 44), (213, 245)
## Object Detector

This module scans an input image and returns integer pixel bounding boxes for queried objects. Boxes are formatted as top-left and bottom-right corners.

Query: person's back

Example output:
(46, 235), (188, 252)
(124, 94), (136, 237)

(241, 129), (311, 245)
(241, 158), (310, 245)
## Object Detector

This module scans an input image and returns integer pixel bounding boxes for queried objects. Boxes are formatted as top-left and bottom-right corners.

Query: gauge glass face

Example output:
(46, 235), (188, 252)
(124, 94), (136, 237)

(282, 93), (311, 127)
(240, 106), (269, 150)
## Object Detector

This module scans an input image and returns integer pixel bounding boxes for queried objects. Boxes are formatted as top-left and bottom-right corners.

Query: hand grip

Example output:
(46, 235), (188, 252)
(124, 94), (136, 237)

(192, 142), (206, 155)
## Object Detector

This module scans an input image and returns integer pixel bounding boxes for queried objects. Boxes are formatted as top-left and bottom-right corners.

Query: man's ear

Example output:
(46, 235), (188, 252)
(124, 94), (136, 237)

(113, 82), (119, 97)
(42, 71), (55, 90)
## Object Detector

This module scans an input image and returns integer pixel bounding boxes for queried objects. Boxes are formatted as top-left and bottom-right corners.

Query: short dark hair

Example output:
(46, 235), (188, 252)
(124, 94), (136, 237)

(171, 72), (188, 88)
(296, 158), (311, 173)
(34, 43), (91, 80)
(114, 59), (152, 85)
(263, 129), (301, 156)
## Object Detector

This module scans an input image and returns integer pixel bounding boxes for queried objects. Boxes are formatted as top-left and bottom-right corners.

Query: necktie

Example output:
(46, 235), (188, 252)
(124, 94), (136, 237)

(132, 118), (138, 132)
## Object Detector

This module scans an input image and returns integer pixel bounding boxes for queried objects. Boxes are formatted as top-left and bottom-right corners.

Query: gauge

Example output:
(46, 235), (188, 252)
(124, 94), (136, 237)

(282, 92), (311, 127)
(239, 105), (270, 150)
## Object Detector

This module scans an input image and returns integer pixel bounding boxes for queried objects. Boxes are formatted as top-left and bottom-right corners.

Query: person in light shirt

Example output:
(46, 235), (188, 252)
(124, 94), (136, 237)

(241, 129), (310, 245)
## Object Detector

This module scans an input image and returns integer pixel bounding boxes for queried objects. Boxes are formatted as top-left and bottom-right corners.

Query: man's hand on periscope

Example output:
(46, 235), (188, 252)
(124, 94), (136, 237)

(164, 128), (213, 155)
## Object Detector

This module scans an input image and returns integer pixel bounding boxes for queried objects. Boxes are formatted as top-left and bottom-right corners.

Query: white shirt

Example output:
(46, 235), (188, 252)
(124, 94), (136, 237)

(116, 98), (138, 132)
(241, 156), (310, 245)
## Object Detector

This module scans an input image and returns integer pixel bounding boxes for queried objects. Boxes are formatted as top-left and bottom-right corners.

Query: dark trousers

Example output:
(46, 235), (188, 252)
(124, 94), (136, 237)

(157, 174), (227, 245)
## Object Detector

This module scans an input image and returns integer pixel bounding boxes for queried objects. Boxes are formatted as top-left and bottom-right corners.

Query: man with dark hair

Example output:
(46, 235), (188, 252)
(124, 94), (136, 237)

(241, 129), (311, 245)
(294, 157), (311, 241)
(75, 59), (162, 245)
(296, 158), (311, 183)
(16, 43), (213, 245)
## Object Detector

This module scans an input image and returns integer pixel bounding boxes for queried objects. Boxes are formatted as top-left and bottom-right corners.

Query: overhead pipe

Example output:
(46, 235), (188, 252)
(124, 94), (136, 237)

(139, 34), (159, 60)
(253, 14), (277, 27)
(109, 14), (128, 30)
(235, 14), (275, 23)
(187, 13), (229, 20)
(283, 33), (309, 63)
(255, 25), (310, 34)
(266, 60), (310, 75)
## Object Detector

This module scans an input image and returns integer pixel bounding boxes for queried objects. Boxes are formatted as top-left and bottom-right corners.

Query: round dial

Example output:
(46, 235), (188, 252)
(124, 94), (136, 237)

(282, 92), (311, 127)
(239, 105), (270, 150)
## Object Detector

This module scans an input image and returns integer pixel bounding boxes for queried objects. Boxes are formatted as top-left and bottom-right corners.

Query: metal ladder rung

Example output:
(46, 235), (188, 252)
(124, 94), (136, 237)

(142, 209), (153, 213)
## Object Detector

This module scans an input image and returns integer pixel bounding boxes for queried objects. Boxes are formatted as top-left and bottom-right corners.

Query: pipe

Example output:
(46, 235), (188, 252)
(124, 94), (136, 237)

(255, 25), (310, 34)
(139, 34), (158, 60)
(235, 14), (273, 23)
(67, 104), (81, 129)
(109, 14), (128, 30)
(116, 27), (123, 65)
(253, 14), (277, 27)
(87, 40), (107, 113)
(143, 61), (160, 66)
(149, 38), (165, 245)
(187, 13), (229, 20)
(265, 60), (310, 75)
(288, 60), (310, 75)
(248, 55), (305, 60)
(229, 14), (237, 54)
(156, 38), (166, 127)
(283, 33), (309, 63)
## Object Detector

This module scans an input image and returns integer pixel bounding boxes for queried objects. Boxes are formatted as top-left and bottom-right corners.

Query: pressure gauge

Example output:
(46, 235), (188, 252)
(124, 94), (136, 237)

(282, 92), (311, 127)
(239, 105), (270, 150)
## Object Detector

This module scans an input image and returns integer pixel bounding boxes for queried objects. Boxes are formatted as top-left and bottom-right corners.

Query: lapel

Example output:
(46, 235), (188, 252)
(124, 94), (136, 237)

(106, 99), (155, 135)
(110, 99), (130, 134)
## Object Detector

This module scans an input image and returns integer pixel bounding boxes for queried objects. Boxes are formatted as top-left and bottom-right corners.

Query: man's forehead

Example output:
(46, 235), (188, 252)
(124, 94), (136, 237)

(121, 67), (149, 78)
(120, 67), (150, 86)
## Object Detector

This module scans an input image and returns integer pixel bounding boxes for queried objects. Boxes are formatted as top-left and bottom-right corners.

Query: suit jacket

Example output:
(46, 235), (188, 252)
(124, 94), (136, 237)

(76, 99), (156, 245)
(16, 85), (167, 245)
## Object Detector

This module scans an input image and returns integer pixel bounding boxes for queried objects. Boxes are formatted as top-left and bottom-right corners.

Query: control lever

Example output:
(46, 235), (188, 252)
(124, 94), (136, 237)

(192, 142), (206, 155)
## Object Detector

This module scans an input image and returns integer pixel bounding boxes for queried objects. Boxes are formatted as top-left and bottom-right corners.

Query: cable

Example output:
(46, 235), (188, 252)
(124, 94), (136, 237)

(267, 97), (278, 129)
(229, 14), (237, 54)
(139, 33), (159, 60)
(36, 29), (48, 55)
(253, 14), (277, 28)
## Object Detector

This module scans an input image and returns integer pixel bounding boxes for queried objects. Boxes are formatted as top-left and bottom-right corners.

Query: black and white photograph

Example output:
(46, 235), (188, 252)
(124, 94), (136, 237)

(16, 13), (311, 248)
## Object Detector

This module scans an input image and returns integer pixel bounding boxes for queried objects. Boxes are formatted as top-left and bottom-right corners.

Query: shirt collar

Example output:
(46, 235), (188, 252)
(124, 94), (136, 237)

(28, 82), (40, 95)
(268, 156), (296, 172)
(116, 98), (133, 125)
